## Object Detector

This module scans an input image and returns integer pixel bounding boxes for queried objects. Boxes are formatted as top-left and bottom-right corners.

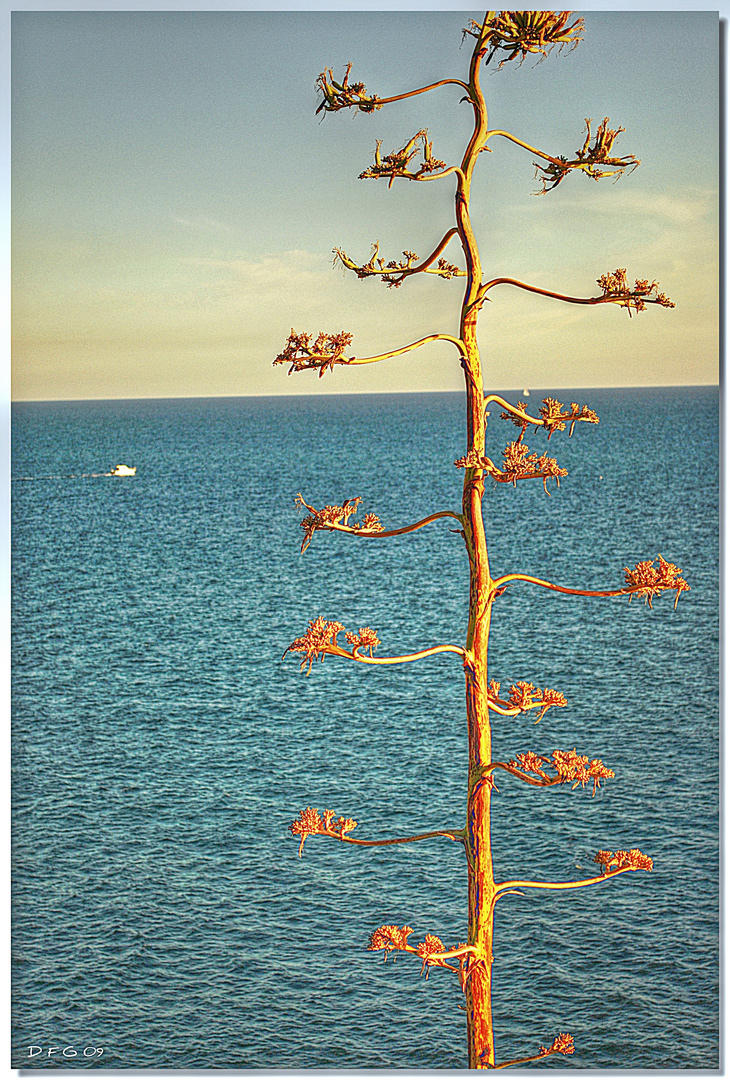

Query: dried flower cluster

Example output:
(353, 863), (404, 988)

(500, 442), (567, 491)
(500, 397), (598, 442)
(597, 268), (675, 315)
(509, 748), (615, 795)
(489, 680), (567, 722)
(594, 849), (654, 873)
(455, 442), (567, 493)
(539, 1033), (575, 1057)
(345, 627), (381, 655)
(368, 924), (459, 979)
(334, 243), (462, 288)
(535, 117), (639, 193)
(624, 554), (690, 608)
(464, 11), (584, 66)
(316, 63), (382, 114)
(284, 617), (381, 672)
(295, 493), (383, 552)
(368, 923), (414, 956)
(359, 130), (446, 187)
(290, 807), (358, 856)
(274, 329), (354, 376)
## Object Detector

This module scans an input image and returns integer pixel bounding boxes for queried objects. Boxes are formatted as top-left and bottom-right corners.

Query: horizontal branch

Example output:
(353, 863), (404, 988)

(334, 229), (464, 288)
(340, 829), (464, 847)
(479, 269), (673, 315)
(275, 330), (467, 376)
(283, 617), (466, 674)
(484, 118), (639, 193)
(484, 761), (559, 786)
(411, 165), (466, 184)
(347, 334), (467, 365)
(495, 848), (652, 900)
(375, 78), (471, 104)
(491, 572), (638, 601)
(289, 810), (466, 857)
(491, 1034), (575, 1070)
(359, 130), (463, 188)
(316, 65), (470, 114)
(317, 510), (464, 540)
(351, 643), (466, 666)
(368, 924), (477, 979)
(490, 563), (689, 609)
(484, 393), (598, 441)
(495, 866), (638, 896)
(481, 751), (614, 796)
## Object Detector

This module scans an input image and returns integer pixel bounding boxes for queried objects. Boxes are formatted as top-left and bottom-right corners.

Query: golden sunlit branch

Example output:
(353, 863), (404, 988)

(483, 118), (639, 193)
(283, 617), (466, 674)
(274, 331), (467, 376)
(295, 493), (462, 552)
(491, 1034), (575, 1069)
(491, 555), (690, 608)
(456, 444), (568, 494)
(289, 808), (464, 857)
(485, 394), (599, 441)
(485, 680), (567, 722)
(481, 751), (614, 796)
(478, 271), (674, 314)
(359, 130), (457, 187)
(495, 848), (653, 898)
(334, 230), (465, 289)
(368, 924), (478, 979)
(316, 63), (471, 114)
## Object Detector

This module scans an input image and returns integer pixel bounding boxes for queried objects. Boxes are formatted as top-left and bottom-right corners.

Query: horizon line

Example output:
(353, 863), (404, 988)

(11, 381), (720, 405)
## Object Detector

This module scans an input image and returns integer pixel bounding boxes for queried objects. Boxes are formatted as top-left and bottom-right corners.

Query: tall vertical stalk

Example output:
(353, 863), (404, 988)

(277, 10), (683, 1070)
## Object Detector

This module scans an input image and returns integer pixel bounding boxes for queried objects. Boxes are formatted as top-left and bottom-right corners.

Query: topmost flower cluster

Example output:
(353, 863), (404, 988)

(464, 11), (585, 66)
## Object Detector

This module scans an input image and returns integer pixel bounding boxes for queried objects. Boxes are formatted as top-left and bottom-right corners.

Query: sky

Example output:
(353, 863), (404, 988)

(11, 8), (720, 400)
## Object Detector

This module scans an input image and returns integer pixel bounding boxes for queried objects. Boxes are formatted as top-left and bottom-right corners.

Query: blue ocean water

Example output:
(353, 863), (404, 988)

(12, 387), (718, 1070)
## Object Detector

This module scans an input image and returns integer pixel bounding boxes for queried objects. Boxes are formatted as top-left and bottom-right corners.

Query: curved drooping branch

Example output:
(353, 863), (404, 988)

(289, 808), (464, 857)
(479, 750), (615, 797)
(486, 394), (599, 442)
(484, 679), (567, 722)
(316, 63), (471, 114)
(490, 1034), (575, 1069)
(334, 230), (465, 289)
(484, 118), (639, 193)
(494, 848), (653, 901)
(294, 493), (463, 552)
(274, 330), (467, 377)
(283, 617), (466, 674)
(478, 268), (674, 316)
(368, 924), (478, 980)
(456, 443), (567, 494)
(491, 554), (690, 609)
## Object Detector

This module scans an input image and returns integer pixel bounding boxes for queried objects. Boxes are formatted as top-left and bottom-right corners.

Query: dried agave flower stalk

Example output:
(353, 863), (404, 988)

(274, 9), (682, 1069)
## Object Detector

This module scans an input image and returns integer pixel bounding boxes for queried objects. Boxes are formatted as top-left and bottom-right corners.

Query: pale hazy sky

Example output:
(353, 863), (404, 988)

(12, 8), (719, 400)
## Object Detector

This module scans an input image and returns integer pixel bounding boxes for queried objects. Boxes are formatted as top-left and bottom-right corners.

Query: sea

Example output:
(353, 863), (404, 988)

(11, 387), (719, 1070)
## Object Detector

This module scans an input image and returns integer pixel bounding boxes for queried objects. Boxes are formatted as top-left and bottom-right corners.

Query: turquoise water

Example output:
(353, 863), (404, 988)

(12, 387), (718, 1069)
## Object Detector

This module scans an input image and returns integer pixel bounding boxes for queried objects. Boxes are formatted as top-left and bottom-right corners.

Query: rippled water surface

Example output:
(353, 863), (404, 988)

(12, 388), (718, 1069)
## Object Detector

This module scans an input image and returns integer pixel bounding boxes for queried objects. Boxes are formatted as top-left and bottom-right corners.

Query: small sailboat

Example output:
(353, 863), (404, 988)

(110, 464), (137, 476)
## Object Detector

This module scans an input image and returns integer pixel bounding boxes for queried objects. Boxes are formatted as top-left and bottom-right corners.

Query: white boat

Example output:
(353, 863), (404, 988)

(110, 464), (137, 476)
